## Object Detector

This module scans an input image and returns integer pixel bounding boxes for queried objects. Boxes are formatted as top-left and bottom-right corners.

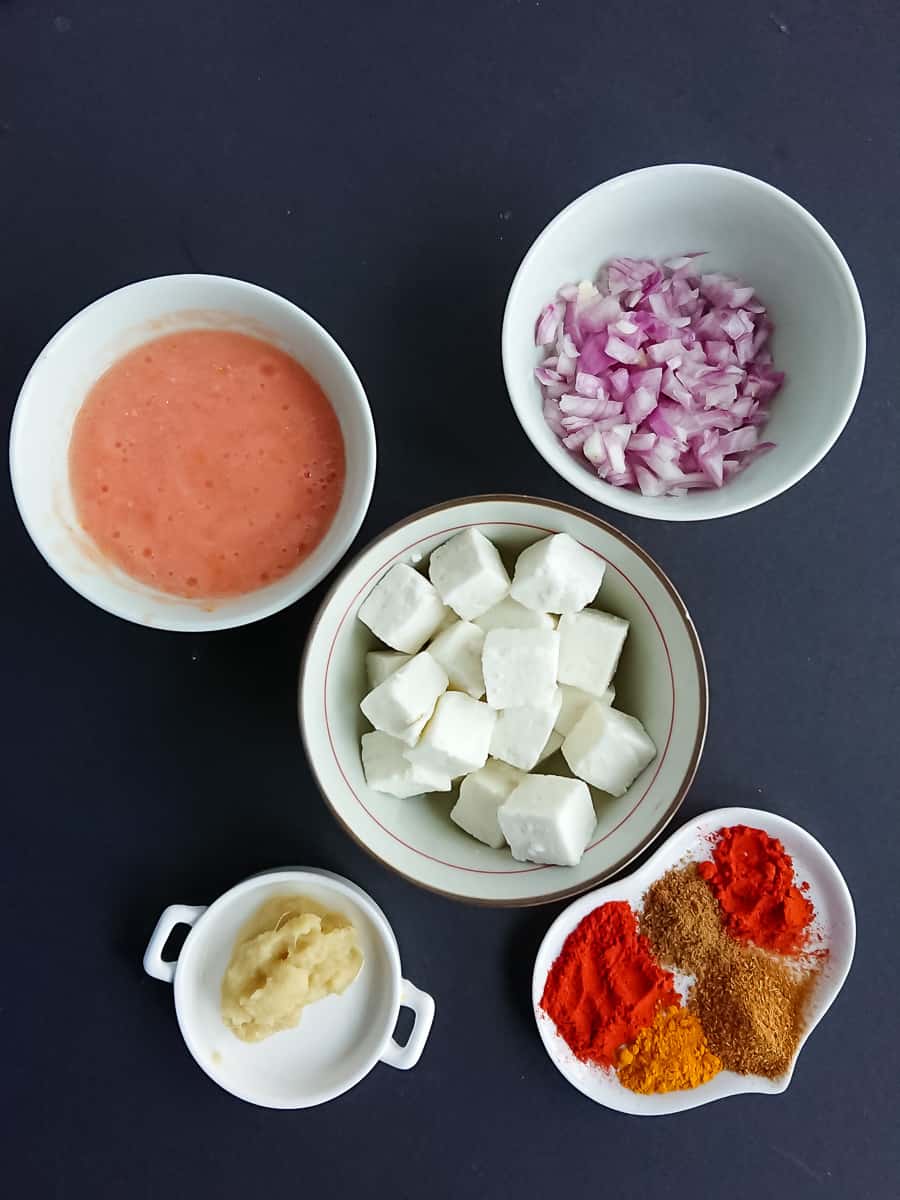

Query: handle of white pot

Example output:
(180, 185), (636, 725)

(380, 979), (435, 1070)
(143, 904), (206, 983)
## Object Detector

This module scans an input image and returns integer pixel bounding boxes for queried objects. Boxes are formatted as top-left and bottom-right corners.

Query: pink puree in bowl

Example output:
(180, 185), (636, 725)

(68, 329), (345, 598)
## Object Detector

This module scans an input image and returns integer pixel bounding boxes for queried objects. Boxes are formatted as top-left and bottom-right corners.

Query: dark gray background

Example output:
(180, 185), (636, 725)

(2, 1), (898, 1196)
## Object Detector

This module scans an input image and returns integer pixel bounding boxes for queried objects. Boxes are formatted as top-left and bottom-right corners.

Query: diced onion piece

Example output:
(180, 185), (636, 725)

(606, 335), (643, 365)
(535, 302), (563, 346)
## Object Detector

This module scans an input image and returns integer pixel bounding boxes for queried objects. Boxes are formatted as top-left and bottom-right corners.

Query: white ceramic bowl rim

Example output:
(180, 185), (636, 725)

(299, 493), (708, 906)
(502, 163), (867, 521)
(9, 273), (376, 631)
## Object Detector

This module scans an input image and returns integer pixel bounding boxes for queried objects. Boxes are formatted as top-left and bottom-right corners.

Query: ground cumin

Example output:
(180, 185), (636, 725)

(641, 864), (817, 1078)
(691, 946), (818, 1077)
(640, 860), (725, 977)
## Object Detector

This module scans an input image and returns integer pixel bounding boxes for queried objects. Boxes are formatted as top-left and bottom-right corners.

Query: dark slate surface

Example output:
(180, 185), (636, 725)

(2, 1), (898, 1195)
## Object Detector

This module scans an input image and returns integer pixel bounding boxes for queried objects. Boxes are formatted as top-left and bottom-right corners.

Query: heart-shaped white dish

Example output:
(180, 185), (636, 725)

(532, 806), (855, 1115)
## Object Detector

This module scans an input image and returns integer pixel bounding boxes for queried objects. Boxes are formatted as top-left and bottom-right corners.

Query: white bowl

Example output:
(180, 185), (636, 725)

(143, 868), (435, 1108)
(502, 164), (866, 520)
(533, 807), (855, 1115)
(10, 274), (376, 631)
(299, 495), (707, 906)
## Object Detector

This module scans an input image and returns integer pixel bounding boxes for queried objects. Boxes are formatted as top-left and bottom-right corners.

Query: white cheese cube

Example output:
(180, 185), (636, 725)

(450, 759), (524, 848)
(474, 597), (556, 634)
(404, 692), (496, 778)
(360, 652), (448, 739)
(361, 731), (451, 798)
(555, 682), (614, 736)
(428, 528), (510, 620)
(358, 563), (449, 653)
(498, 775), (597, 866)
(395, 712), (430, 748)
(562, 703), (657, 797)
(558, 609), (629, 697)
(509, 532), (606, 614)
(489, 689), (563, 771)
(434, 608), (458, 634)
(365, 650), (411, 690)
(536, 728), (564, 764)
(427, 620), (485, 698)
(481, 628), (560, 709)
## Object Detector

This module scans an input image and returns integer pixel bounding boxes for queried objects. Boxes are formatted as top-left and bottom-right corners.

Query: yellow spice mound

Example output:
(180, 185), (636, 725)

(617, 1007), (722, 1094)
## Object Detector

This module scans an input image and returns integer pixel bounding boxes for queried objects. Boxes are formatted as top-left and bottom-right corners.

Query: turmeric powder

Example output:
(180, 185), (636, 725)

(617, 1007), (721, 1094)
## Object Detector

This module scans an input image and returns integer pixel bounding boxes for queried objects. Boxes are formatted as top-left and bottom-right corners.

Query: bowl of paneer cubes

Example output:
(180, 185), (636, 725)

(299, 495), (707, 905)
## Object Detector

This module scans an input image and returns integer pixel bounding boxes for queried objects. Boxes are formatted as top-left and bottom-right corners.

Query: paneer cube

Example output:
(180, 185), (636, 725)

(509, 532), (606, 614)
(428, 528), (510, 620)
(404, 692), (496, 778)
(557, 609), (629, 697)
(489, 689), (562, 771)
(434, 608), (458, 635)
(498, 775), (597, 866)
(481, 628), (560, 709)
(360, 652), (448, 741)
(361, 731), (452, 798)
(395, 711), (431, 748)
(562, 702), (656, 796)
(450, 759), (524, 848)
(366, 650), (411, 690)
(535, 728), (564, 764)
(358, 563), (449, 653)
(474, 596), (556, 634)
(555, 682), (614, 736)
(427, 619), (485, 698)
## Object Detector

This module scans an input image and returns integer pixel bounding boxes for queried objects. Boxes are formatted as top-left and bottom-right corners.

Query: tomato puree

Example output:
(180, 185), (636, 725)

(69, 329), (345, 598)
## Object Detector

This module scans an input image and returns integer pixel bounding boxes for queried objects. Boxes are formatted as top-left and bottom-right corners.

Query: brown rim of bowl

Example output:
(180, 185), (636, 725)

(298, 493), (708, 908)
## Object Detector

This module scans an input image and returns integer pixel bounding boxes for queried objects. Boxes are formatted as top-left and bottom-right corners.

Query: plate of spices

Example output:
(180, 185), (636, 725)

(531, 807), (855, 1115)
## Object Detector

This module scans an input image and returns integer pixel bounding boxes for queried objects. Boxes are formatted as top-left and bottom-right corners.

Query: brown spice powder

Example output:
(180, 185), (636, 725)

(640, 860), (725, 977)
(692, 948), (818, 1077)
(641, 864), (817, 1078)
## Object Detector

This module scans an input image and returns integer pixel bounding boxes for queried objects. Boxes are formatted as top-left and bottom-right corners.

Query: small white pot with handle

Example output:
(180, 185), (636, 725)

(143, 868), (435, 1108)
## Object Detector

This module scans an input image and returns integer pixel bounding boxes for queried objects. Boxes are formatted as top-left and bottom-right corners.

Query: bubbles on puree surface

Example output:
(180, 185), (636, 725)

(68, 330), (345, 598)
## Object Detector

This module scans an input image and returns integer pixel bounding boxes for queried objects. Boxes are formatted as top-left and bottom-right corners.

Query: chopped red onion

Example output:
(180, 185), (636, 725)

(534, 254), (784, 497)
(535, 301), (564, 346)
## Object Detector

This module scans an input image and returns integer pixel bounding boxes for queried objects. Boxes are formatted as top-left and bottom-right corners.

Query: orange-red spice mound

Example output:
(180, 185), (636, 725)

(698, 824), (814, 955)
(540, 900), (680, 1067)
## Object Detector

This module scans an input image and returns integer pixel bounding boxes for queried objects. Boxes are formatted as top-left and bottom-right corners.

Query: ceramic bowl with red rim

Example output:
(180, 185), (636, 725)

(299, 495), (707, 905)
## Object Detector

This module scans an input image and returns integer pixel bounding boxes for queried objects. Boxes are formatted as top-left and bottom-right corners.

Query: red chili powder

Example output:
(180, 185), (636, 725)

(698, 824), (814, 956)
(540, 900), (680, 1067)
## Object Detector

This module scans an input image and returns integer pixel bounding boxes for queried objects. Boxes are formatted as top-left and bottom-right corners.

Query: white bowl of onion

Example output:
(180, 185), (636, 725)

(502, 164), (866, 521)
